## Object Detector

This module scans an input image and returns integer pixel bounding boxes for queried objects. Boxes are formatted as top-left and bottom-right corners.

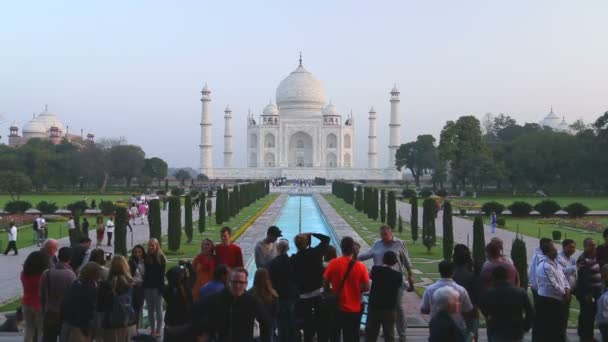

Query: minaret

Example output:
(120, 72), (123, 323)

(368, 106), (378, 169)
(199, 84), (213, 177)
(223, 105), (233, 168)
(388, 84), (401, 169)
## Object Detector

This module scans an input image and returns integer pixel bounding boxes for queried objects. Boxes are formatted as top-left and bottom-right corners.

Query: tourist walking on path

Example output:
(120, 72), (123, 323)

(130, 205), (139, 226)
(128, 245), (146, 328)
(21, 251), (50, 342)
(358, 224), (414, 342)
(35, 214), (46, 247)
(138, 202), (148, 225)
(421, 260), (474, 318)
(163, 265), (194, 341)
(254, 225), (282, 268)
(267, 239), (298, 342)
(61, 262), (103, 342)
(365, 251), (402, 342)
(452, 244), (481, 340)
(105, 217), (115, 247)
(324, 236), (370, 342)
(95, 216), (105, 246)
(490, 211), (497, 234)
(198, 267), (272, 341)
(480, 266), (534, 342)
(250, 269), (279, 340)
(596, 228), (608, 268)
(576, 237), (603, 342)
(3, 221), (18, 255)
(535, 241), (570, 342)
(480, 240), (519, 293)
(67, 215), (79, 246)
(40, 247), (76, 341)
(428, 286), (469, 342)
(97, 255), (136, 341)
(192, 238), (216, 301)
(215, 226), (243, 269)
(143, 238), (166, 337)
(291, 232), (330, 342)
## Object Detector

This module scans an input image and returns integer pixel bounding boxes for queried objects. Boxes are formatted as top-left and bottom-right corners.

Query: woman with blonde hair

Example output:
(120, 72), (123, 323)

(249, 268), (278, 336)
(97, 255), (135, 341)
(143, 238), (167, 337)
(192, 238), (216, 300)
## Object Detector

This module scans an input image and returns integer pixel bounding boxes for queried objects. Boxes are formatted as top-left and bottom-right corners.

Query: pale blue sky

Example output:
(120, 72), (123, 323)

(1, 1), (607, 168)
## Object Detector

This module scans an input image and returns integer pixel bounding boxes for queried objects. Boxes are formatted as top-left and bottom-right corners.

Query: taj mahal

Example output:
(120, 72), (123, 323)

(199, 56), (402, 180)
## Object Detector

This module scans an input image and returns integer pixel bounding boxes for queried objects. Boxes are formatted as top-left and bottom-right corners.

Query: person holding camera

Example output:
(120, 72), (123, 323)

(163, 265), (194, 341)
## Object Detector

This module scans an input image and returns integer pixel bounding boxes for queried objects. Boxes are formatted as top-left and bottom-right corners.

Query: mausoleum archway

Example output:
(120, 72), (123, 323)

(288, 131), (313, 167)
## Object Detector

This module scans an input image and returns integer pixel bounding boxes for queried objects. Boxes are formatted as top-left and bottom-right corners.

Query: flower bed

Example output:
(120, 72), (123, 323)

(451, 200), (481, 210)
(536, 218), (607, 233)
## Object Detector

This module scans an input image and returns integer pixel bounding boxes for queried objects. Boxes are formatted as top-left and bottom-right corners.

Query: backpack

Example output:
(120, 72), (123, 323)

(105, 288), (135, 328)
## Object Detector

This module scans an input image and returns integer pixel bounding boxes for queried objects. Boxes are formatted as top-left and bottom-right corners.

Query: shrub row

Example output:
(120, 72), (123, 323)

(480, 200), (590, 218)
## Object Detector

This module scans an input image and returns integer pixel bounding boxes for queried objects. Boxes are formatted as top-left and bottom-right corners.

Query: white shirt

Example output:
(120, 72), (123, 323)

(420, 278), (474, 316)
(557, 251), (577, 290)
(536, 257), (570, 301)
(36, 217), (46, 230)
(105, 219), (115, 233)
(67, 219), (76, 230)
(528, 247), (544, 290)
(8, 226), (17, 242)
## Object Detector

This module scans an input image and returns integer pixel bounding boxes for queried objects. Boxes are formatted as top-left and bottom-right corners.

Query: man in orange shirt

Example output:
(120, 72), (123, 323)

(323, 236), (370, 342)
(215, 226), (244, 269)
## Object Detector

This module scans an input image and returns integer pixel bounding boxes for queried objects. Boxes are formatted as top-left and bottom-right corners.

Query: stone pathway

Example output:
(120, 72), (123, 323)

(0, 203), (205, 303)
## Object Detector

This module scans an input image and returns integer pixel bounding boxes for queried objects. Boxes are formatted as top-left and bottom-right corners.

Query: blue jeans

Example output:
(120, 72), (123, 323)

(276, 299), (296, 342)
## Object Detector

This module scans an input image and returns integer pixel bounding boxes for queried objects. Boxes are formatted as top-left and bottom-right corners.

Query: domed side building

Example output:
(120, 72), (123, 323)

(199, 56), (403, 180)
(8, 106), (95, 147)
(540, 107), (571, 133)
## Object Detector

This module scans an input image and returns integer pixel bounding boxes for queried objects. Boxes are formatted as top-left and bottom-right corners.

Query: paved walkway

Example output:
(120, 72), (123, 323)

(0, 204), (203, 303)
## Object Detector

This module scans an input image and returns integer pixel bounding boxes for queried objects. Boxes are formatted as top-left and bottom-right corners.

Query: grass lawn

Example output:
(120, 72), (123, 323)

(163, 194), (279, 268)
(0, 194), (130, 210)
(460, 196), (608, 211)
(322, 194), (444, 288)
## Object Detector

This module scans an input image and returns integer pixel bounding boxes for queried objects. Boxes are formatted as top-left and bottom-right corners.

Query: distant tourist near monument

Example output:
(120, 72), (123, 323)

(199, 55), (403, 180)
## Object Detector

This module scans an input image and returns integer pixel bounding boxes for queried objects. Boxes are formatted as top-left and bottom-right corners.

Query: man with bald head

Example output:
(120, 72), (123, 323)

(268, 239), (298, 341)
(41, 239), (59, 268)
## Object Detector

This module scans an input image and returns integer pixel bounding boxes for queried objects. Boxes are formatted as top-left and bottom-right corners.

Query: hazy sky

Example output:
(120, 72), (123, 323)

(1, 1), (607, 169)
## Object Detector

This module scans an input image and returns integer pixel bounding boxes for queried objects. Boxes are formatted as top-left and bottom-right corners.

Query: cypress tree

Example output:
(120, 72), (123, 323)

(114, 206), (128, 256)
(164, 179), (169, 192)
(364, 187), (371, 217)
(410, 196), (419, 243)
(198, 192), (206, 234)
(442, 201), (454, 260)
(387, 191), (397, 229)
(511, 235), (529, 289)
(215, 188), (223, 225)
(148, 199), (162, 245)
(223, 188), (230, 219)
(372, 188), (379, 220)
(422, 198), (436, 252)
(355, 185), (363, 211)
(184, 195), (193, 243)
(473, 216), (486, 274)
(380, 189), (386, 223)
(168, 196), (182, 251)
(398, 213), (404, 233)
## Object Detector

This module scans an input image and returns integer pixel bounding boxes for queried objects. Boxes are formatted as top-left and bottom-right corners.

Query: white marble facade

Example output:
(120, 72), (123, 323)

(200, 56), (401, 180)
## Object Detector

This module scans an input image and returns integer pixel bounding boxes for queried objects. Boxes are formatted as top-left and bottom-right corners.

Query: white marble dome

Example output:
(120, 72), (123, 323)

(323, 103), (339, 116)
(35, 109), (65, 133)
(263, 102), (279, 116)
(540, 108), (561, 129)
(276, 64), (326, 112)
(22, 118), (46, 135)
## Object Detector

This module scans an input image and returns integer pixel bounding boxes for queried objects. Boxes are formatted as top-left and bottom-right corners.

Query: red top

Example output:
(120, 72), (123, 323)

(215, 243), (244, 269)
(21, 272), (42, 310)
(324, 256), (370, 313)
(192, 253), (216, 300)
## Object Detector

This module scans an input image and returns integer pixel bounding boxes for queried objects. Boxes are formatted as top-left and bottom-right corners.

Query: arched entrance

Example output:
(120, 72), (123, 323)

(288, 131), (313, 167)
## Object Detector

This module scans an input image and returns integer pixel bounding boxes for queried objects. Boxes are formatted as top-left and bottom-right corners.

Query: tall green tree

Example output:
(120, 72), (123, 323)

(107, 145), (145, 188)
(148, 199), (162, 245)
(473, 216), (486, 274)
(422, 198), (436, 252)
(114, 206), (128, 256)
(0, 171), (32, 200)
(395, 134), (439, 187)
(143, 157), (168, 187)
(215, 187), (224, 225)
(442, 201), (454, 260)
(355, 185), (363, 211)
(410, 197), (419, 243)
(511, 235), (528, 289)
(380, 189), (386, 223)
(174, 169), (191, 186)
(168, 196), (182, 251)
(198, 192), (206, 234)
(387, 191), (397, 229)
(184, 195), (193, 243)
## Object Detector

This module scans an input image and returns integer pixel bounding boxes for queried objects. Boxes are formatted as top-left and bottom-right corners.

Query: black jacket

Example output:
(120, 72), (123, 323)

(428, 310), (468, 342)
(143, 256), (165, 290)
(290, 233), (330, 294)
(199, 288), (272, 342)
(267, 254), (298, 300)
(480, 281), (534, 339)
(61, 280), (98, 332)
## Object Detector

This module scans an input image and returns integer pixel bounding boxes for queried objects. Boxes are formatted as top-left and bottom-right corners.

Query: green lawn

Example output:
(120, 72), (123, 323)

(460, 196), (608, 211)
(322, 194), (444, 287)
(0, 194), (130, 210)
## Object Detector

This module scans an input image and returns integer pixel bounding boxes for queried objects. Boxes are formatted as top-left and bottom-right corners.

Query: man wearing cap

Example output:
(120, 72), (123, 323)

(255, 226), (282, 268)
